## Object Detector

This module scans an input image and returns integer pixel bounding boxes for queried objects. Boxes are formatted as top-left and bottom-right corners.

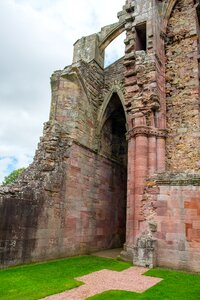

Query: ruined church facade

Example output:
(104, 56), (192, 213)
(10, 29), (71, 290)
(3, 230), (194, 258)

(1, 0), (200, 272)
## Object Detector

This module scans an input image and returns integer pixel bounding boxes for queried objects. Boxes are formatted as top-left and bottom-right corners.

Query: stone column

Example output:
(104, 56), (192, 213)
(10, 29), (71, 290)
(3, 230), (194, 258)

(122, 127), (149, 261)
(121, 0), (137, 261)
(157, 136), (166, 172)
(148, 135), (157, 175)
(126, 137), (135, 246)
(134, 131), (148, 238)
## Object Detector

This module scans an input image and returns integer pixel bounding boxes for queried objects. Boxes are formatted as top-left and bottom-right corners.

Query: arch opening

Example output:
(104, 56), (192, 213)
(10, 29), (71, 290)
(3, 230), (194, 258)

(104, 32), (126, 68)
(99, 93), (127, 248)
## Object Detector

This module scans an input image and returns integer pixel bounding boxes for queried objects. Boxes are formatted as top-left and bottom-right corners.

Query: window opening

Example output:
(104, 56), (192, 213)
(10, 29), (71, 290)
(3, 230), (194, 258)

(135, 22), (147, 51)
(104, 32), (126, 68)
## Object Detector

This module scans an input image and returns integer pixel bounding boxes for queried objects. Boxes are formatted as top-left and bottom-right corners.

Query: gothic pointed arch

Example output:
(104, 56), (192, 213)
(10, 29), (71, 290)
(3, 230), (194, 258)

(99, 22), (126, 52)
(98, 91), (127, 165)
(164, 0), (179, 22)
(98, 87), (127, 136)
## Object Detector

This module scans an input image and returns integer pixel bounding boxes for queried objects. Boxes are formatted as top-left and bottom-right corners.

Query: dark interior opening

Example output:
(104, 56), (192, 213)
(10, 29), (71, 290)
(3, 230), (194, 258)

(100, 93), (127, 248)
(100, 93), (127, 166)
(135, 22), (147, 51)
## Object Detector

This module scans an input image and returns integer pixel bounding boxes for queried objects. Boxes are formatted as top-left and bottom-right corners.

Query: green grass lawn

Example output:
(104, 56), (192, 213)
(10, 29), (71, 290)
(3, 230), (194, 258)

(0, 256), (131, 300)
(0, 256), (200, 300)
(88, 268), (200, 300)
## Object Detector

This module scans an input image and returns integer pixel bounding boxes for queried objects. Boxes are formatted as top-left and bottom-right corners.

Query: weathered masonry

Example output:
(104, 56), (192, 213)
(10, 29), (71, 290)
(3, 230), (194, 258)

(0, 0), (200, 272)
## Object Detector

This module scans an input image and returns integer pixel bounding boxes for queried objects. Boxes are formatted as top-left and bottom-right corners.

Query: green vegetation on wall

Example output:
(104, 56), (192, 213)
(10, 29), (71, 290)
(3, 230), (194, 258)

(2, 168), (25, 186)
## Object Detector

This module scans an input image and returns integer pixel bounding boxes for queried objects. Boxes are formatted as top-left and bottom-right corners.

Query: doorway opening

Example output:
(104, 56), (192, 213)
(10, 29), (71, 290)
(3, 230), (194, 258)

(99, 92), (127, 248)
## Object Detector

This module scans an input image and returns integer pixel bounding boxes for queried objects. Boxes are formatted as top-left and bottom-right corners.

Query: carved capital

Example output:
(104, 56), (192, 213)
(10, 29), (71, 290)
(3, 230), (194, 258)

(126, 126), (168, 140)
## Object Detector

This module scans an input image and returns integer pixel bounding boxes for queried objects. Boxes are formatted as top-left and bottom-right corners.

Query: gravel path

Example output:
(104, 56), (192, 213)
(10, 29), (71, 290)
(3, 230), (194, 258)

(42, 267), (162, 300)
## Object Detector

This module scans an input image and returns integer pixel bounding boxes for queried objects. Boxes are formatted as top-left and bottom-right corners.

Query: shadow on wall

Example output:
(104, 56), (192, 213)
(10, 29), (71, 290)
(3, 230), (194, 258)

(0, 191), (45, 267)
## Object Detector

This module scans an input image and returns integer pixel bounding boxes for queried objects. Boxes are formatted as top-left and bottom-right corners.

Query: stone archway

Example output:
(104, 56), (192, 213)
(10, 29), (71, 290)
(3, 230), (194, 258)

(99, 92), (128, 248)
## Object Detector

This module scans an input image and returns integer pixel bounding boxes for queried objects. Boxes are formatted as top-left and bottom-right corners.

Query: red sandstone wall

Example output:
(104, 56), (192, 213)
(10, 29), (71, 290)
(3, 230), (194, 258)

(156, 186), (200, 272)
(144, 177), (200, 272)
(0, 141), (127, 267)
(0, 54), (127, 267)
(61, 142), (127, 253)
(31, 142), (127, 260)
(1, 0), (200, 272)
(165, 0), (200, 172)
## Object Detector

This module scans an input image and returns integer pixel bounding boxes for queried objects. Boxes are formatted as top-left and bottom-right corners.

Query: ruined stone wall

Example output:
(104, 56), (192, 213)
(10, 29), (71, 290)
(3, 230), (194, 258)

(61, 142), (127, 253)
(97, 57), (125, 112)
(104, 58), (125, 94)
(50, 64), (98, 149)
(0, 142), (127, 268)
(1, 0), (200, 272)
(0, 122), (70, 266)
(143, 174), (200, 272)
(0, 56), (126, 267)
(75, 61), (104, 111)
(165, 0), (200, 172)
(122, 0), (200, 272)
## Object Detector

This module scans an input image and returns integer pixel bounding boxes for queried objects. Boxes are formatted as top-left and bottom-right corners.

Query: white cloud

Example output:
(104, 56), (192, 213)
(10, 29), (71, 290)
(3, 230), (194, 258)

(0, 0), (125, 183)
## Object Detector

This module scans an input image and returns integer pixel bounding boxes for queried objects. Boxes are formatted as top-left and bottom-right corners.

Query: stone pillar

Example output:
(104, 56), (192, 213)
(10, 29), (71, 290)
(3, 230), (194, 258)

(120, 0), (137, 261)
(157, 136), (166, 172)
(121, 127), (167, 262)
(122, 128), (149, 261)
(134, 132), (148, 237)
(126, 138), (135, 246)
(148, 135), (157, 175)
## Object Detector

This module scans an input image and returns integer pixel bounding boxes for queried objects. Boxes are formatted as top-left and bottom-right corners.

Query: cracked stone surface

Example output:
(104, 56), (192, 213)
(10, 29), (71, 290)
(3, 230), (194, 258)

(42, 267), (162, 300)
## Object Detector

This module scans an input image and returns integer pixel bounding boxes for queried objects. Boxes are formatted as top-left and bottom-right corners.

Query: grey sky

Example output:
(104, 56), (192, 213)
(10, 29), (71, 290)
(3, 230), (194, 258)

(0, 0), (125, 182)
